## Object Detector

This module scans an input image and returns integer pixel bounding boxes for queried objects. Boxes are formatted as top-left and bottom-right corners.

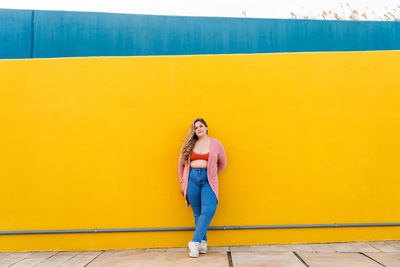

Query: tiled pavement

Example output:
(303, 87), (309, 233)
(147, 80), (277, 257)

(1, 241), (399, 266)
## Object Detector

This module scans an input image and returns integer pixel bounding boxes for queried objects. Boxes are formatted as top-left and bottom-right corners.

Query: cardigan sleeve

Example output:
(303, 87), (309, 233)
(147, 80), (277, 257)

(217, 141), (227, 175)
(178, 146), (185, 184)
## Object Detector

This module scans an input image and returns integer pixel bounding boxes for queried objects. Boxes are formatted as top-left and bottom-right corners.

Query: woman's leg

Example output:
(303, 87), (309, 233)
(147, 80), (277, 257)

(191, 171), (218, 243)
(186, 169), (202, 240)
(194, 215), (207, 242)
(194, 215), (207, 241)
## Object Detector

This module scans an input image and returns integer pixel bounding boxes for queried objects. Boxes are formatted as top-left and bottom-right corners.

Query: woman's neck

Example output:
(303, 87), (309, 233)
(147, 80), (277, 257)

(197, 135), (209, 142)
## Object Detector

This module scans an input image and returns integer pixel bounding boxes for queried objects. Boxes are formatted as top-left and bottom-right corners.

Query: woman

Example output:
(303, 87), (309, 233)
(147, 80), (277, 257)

(178, 118), (227, 257)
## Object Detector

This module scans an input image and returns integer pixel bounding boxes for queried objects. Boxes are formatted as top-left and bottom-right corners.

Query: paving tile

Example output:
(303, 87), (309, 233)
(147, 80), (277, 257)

(289, 243), (315, 252)
(297, 252), (381, 267)
(231, 251), (304, 267)
(10, 251), (58, 267)
(309, 243), (336, 252)
(385, 240), (400, 249)
(364, 252), (400, 267)
(0, 252), (34, 266)
(268, 244), (292, 252)
(349, 242), (380, 253)
(60, 251), (104, 267)
(87, 251), (229, 267)
(131, 249), (146, 252)
(145, 248), (169, 252)
(85, 250), (141, 266)
(166, 247), (188, 252)
(368, 241), (400, 252)
(250, 245), (273, 251)
(0, 253), (10, 259)
(328, 242), (360, 252)
(36, 251), (78, 267)
(207, 246), (230, 252)
(230, 245), (252, 252)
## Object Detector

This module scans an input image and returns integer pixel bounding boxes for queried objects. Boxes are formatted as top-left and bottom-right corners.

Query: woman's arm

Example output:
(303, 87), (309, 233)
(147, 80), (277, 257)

(178, 147), (185, 183)
(217, 141), (227, 174)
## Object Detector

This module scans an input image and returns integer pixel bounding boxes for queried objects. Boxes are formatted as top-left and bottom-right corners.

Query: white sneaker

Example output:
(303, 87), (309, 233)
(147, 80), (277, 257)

(188, 241), (200, 257)
(199, 240), (207, 254)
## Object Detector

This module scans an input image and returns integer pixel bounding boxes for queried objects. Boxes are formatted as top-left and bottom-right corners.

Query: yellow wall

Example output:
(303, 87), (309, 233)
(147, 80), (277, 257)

(1, 51), (400, 252)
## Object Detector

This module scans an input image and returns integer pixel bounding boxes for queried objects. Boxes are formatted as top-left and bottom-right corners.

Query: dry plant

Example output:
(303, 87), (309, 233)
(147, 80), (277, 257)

(290, 3), (400, 21)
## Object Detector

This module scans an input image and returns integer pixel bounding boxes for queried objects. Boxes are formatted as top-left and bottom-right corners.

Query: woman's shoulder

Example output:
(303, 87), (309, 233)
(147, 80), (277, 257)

(210, 137), (223, 146)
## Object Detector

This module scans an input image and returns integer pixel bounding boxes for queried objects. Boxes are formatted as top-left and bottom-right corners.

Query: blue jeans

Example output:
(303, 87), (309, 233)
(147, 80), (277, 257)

(186, 168), (218, 242)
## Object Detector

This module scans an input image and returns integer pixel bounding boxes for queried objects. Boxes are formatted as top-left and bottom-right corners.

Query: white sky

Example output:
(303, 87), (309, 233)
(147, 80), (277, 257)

(1, 0), (400, 20)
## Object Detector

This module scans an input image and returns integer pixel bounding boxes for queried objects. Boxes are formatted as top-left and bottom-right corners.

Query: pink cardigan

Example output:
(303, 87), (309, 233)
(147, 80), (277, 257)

(178, 137), (227, 207)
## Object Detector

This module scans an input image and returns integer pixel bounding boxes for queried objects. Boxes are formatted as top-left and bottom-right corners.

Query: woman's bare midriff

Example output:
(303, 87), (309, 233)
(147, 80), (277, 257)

(190, 159), (208, 168)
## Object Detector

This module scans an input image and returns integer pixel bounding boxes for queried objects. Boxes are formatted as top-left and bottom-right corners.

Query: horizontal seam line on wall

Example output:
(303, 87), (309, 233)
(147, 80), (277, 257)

(2, 223), (400, 235)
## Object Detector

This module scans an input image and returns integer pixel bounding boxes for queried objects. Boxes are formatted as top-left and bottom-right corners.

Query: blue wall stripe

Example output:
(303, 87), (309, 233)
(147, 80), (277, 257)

(30, 10), (35, 58)
(0, 9), (33, 59)
(1, 8), (400, 59)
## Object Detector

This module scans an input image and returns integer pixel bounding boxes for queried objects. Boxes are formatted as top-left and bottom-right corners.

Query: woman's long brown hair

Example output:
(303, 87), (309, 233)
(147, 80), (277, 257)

(181, 118), (208, 164)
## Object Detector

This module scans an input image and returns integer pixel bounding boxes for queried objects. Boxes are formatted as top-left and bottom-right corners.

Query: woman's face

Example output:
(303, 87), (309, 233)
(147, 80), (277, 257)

(194, 121), (207, 138)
